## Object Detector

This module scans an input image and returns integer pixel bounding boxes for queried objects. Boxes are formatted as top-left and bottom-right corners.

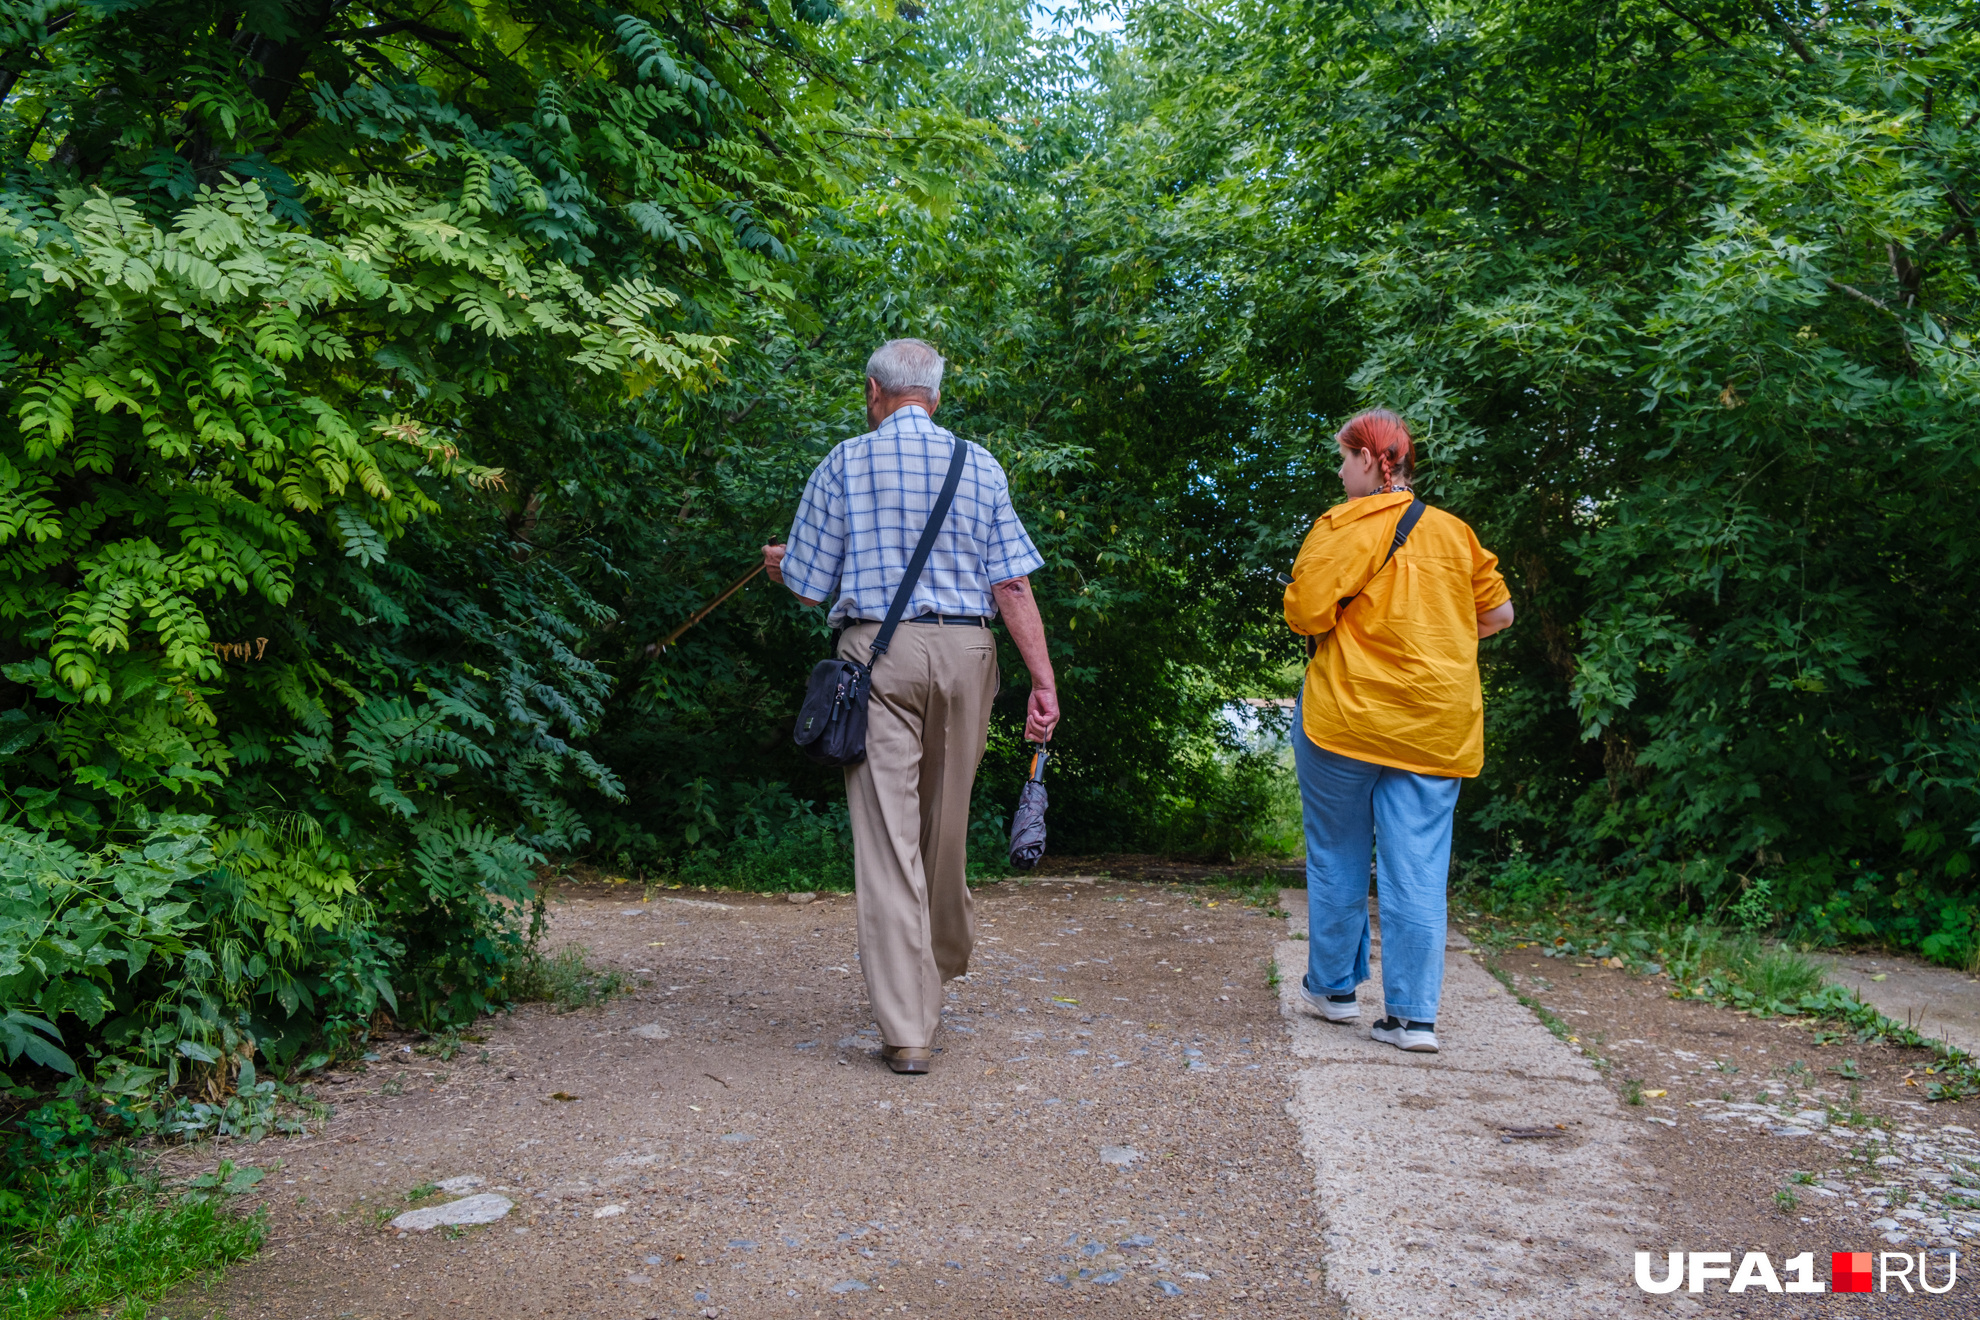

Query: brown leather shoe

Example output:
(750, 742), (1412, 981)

(881, 1045), (932, 1075)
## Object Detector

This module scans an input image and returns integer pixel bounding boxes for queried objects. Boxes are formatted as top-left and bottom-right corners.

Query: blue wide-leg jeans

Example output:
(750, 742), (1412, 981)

(1294, 707), (1462, 1024)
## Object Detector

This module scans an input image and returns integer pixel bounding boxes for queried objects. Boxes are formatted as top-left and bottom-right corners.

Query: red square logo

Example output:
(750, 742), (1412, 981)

(1833, 1251), (1873, 1293)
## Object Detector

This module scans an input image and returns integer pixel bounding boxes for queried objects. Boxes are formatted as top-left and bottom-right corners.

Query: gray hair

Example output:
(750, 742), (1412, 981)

(865, 338), (945, 397)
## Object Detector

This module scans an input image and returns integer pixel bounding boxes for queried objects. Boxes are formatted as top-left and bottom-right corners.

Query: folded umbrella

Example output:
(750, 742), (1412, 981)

(1007, 743), (1050, 870)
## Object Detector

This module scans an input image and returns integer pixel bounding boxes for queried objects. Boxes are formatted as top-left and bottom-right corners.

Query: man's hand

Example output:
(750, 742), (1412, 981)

(1025, 685), (1061, 743)
(762, 543), (787, 584)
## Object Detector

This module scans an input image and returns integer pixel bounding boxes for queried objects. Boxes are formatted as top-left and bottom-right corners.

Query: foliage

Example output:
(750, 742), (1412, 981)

(0, 0), (876, 1090)
(1046, 0), (1980, 957)
(0, 1102), (264, 1319)
(0, 814), (398, 1106)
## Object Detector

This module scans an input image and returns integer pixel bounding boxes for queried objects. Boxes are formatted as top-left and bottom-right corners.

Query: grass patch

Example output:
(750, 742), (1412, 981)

(1465, 888), (1980, 1100)
(507, 943), (630, 1012)
(0, 1114), (264, 1320)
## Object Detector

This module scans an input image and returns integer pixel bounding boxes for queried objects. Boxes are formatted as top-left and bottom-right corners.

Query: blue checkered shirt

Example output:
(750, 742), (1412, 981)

(782, 406), (1044, 626)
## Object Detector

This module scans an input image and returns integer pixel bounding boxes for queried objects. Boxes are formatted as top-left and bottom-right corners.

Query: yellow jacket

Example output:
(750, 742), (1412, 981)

(1282, 492), (1510, 778)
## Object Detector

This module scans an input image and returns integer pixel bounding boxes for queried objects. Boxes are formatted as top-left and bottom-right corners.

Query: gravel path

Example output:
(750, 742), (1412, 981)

(187, 880), (1344, 1319)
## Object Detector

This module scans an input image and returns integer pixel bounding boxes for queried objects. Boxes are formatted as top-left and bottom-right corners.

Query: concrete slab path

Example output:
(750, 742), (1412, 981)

(1274, 890), (1665, 1318)
(1821, 950), (1980, 1058)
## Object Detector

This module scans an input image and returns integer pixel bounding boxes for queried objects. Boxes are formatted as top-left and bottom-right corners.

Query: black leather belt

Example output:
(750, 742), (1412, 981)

(852, 614), (989, 627)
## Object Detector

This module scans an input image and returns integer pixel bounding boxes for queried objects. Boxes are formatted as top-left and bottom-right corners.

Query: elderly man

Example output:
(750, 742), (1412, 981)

(763, 339), (1059, 1075)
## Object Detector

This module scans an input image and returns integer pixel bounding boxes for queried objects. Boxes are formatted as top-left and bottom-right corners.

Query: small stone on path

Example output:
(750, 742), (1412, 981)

(631, 1024), (671, 1041)
(434, 1176), (482, 1194)
(828, 1280), (868, 1293)
(389, 1193), (514, 1231)
(786, 892), (817, 904)
(1098, 1145), (1140, 1166)
(592, 1203), (625, 1219)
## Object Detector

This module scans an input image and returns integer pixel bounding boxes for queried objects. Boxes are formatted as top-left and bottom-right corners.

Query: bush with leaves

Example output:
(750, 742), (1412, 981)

(0, 0), (873, 1095)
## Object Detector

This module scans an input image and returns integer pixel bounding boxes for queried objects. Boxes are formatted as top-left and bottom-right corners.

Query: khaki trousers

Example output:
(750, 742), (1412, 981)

(838, 620), (999, 1048)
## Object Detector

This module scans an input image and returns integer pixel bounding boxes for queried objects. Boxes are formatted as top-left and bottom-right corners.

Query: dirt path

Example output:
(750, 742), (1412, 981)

(162, 878), (1980, 1319)
(1479, 933), (1980, 1316)
(180, 878), (1341, 1319)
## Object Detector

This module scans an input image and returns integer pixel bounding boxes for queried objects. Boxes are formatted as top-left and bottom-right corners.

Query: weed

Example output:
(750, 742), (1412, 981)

(1828, 1059), (1862, 1080)
(1623, 1079), (1645, 1106)
(379, 1079), (405, 1097)
(1773, 1188), (1799, 1212)
(507, 944), (628, 1012)
(405, 1183), (440, 1203)
(1715, 1060), (1740, 1075)
(1468, 894), (1980, 1099)
(1741, 947), (1824, 1004)
(1265, 959), (1281, 993)
(1720, 1090), (1737, 1103)
(1484, 964), (1581, 1051)
(1216, 876), (1289, 919)
(417, 1031), (481, 1063)
(179, 1161), (264, 1205)
(1789, 1171), (1817, 1186)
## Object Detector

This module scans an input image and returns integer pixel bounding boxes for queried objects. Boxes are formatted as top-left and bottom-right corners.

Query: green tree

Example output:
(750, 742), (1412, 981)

(1058, 0), (1980, 956)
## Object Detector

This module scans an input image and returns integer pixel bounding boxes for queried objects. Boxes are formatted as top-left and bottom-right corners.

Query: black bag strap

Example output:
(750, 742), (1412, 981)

(1303, 495), (1428, 658)
(1337, 495), (1428, 611)
(868, 437), (969, 663)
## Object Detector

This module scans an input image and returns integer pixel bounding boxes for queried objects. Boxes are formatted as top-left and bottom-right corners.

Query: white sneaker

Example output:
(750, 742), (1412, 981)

(1370, 1016), (1439, 1052)
(1296, 985), (1360, 1023)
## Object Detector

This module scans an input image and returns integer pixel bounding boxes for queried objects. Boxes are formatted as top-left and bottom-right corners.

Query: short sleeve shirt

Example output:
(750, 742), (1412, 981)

(1282, 492), (1511, 777)
(781, 406), (1045, 626)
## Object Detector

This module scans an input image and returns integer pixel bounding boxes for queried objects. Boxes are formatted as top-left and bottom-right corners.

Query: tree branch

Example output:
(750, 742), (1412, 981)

(1651, 0), (1733, 50)
(1825, 277), (1892, 313)
(342, 19), (465, 44)
(1753, 2), (1818, 65)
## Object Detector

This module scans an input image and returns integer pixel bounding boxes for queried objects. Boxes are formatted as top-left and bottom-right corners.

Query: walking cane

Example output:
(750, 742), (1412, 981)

(643, 563), (766, 657)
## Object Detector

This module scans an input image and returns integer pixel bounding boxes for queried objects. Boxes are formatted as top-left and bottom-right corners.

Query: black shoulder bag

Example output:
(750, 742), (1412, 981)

(792, 438), (969, 767)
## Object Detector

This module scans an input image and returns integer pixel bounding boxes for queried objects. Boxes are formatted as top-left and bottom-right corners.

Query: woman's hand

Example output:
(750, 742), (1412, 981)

(1477, 601), (1515, 639)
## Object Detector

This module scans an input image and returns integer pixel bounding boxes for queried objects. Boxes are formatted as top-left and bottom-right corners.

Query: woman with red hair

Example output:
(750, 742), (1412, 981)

(1281, 409), (1515, 1053)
